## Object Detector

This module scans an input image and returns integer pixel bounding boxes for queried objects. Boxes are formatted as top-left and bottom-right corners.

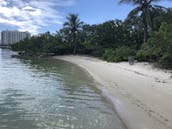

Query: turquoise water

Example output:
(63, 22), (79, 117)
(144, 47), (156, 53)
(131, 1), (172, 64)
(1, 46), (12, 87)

(0, 49), (126, 129)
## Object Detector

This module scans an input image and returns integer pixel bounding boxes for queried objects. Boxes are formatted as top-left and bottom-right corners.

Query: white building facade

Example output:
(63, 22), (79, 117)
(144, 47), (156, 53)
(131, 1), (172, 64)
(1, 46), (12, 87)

(1, 30), (31, 46)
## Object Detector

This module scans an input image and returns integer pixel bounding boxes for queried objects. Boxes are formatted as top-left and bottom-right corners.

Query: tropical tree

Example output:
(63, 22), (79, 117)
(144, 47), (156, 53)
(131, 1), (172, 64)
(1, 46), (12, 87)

(119, 0), (171, 43)
(137, 23), (172, 68)
(149, 6), (168, 31)
(64, 14), (83, 54)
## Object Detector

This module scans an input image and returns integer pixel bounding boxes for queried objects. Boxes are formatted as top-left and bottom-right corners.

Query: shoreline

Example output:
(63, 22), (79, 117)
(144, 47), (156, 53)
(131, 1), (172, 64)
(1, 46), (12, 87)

(54, 55), (172, 129)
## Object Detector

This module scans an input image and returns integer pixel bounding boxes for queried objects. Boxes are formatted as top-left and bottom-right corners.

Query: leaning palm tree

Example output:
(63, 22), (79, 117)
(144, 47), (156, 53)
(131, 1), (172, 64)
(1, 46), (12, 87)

(64, 14), (83, 54)
(119, 0), (170, 43)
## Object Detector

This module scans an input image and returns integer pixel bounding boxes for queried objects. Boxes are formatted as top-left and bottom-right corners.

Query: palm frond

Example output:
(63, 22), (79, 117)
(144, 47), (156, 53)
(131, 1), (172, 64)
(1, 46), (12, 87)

(127, 6), (142, 19)
(119, 0), (143, 5)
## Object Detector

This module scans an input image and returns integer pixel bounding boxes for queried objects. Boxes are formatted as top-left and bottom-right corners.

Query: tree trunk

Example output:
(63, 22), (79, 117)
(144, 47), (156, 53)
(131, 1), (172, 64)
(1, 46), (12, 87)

(143, 22), (148, 43)
(73, 33), (77, 54)
(142, 7), (148, 43)
(73, 44), (76, 54)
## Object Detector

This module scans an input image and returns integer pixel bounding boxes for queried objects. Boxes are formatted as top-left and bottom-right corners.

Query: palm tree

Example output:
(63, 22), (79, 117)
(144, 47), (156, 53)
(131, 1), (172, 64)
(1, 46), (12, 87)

(119, 0), (169, 43)
(64, 14), (83, 54)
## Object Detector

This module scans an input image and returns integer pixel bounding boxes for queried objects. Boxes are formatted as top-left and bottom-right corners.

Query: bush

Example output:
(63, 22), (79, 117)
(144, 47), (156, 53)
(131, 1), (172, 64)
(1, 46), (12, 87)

(103, 46), (136, 62)
(159, 53), (172, 68)
(136, 50), (147, 61)
(115, 46), (136, 61)
(103, 49), (115, 62)
(137, 23), (172, 68)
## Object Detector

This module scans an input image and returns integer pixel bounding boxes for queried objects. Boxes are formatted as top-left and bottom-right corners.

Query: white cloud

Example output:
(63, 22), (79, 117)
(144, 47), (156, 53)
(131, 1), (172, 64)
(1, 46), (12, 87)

(0, 0), (74, 34)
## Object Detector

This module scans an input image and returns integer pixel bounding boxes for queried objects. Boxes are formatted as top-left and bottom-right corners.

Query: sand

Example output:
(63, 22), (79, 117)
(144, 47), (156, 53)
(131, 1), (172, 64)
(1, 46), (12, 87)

(54, 55), (172, 129)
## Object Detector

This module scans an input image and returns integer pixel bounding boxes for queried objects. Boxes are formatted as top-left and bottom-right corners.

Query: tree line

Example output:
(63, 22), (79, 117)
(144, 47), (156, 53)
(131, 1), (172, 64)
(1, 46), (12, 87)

(11, 0), (172, 68)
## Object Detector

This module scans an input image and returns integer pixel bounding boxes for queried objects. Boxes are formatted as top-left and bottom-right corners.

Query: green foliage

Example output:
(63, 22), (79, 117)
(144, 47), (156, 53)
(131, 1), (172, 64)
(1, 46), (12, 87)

(115, 46), (136, 60)
(103, 49), (121, 62)
(63, 14), (83, 54)
(137, 23), (172, 68)
(11, 32), (72, 55)
(159, 53), (172, 68)
(103, 46), (136, 62)
(11, 8), (172, 69)
(136, 50), (149, 61)
(90, 20), (139, 49)
(78, 41), (95, 54)
(120, 0), (172, 43)
(152, 8), (172, 31)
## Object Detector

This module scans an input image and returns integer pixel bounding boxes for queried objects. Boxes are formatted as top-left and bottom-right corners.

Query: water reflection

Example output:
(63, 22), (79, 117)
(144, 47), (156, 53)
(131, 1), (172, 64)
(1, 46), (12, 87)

(0, 89), (36, 129)
(0, 49), (126, 129)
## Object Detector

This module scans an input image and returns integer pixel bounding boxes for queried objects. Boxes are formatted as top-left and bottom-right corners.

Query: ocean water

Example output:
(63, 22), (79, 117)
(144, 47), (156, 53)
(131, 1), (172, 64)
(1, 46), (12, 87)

(0, 49), (126, 129)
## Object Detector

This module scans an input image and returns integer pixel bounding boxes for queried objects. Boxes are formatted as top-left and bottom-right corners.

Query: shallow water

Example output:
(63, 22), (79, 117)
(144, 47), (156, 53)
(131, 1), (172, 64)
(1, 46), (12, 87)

(0, 49), (126, 129)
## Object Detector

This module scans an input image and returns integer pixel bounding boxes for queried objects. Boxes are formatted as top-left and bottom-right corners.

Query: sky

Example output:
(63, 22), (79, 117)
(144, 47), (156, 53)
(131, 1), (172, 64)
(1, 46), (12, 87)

(0, 0), (172, 34)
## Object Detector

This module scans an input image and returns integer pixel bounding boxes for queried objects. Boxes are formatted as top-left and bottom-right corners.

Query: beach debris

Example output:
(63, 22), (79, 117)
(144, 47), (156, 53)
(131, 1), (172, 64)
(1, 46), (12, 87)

(128, 56), (135, 65)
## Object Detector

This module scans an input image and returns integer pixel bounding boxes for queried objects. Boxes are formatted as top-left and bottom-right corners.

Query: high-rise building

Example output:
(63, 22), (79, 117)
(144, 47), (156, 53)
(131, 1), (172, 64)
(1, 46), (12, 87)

(1, 30), (31, 46)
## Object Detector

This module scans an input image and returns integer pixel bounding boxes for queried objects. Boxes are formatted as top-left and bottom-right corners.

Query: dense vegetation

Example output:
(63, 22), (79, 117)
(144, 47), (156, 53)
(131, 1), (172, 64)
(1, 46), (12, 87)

(11, 1), (172, 69)
(137, 23), (172, 68)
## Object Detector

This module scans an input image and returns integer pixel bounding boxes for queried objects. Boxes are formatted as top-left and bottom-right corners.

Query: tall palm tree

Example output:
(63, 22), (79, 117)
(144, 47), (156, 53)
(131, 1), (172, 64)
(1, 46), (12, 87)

(119, 0), (170, 43)
(64, 14), (83, 54)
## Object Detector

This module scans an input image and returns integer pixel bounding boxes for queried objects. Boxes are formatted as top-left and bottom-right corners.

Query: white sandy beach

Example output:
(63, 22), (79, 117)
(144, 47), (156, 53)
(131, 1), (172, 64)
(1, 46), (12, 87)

(54, 55), (172, 129)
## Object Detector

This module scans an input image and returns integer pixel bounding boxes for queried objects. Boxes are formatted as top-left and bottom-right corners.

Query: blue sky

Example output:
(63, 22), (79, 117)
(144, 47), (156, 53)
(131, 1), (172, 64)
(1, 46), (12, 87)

(0, 0), (172, 34)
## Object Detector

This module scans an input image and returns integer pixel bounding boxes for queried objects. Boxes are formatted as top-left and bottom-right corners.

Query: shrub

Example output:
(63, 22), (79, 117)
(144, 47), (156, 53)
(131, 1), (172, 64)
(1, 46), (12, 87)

(136, 50), (147, 61)
(103, 46), (136, 62)
(115, 46), (136, 61)
(137, 23), (172, 68)
(103, 49), (120, 62)
(159, 53), (172, 68)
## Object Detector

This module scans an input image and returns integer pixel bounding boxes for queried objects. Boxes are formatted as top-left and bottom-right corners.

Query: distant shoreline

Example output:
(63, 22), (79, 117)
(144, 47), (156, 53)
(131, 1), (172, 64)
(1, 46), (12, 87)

(54, 55), (172, 129)
(0, 45), (11, 49)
